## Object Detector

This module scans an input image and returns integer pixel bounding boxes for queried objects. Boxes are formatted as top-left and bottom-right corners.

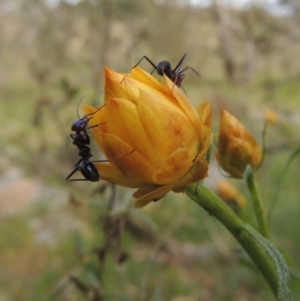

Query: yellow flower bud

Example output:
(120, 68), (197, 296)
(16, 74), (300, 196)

(215, 110), (263, 178)
(265, 109), (278, 125)
(83, 66), (212, 208)
(217, 180), (246, 208)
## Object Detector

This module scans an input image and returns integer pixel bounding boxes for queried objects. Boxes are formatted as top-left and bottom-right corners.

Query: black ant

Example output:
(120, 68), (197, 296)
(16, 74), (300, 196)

(66, 103), (105, 182)
(66, 103), (134, 181)
(122, 54), (200, 88)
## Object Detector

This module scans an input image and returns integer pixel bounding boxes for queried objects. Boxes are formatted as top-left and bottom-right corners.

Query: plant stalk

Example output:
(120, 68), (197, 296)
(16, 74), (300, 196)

(246, 172), (270, 238)
(186, 184), (277, 297)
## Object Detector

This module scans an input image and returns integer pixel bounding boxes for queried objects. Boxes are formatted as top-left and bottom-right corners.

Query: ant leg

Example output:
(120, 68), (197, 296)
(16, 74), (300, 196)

(120, 56), (157, 84)
(83, 104), (107, 118)
(132, 56), (157, 70)
(86, 121), (106, 131)
(91, 149), (135, 164)
(172, 54), (187, 72)
(66, 165), (80, 181)
(178, 66), (201, 77)
(74, 157), (84, 168)
(67, 158), (96, 181)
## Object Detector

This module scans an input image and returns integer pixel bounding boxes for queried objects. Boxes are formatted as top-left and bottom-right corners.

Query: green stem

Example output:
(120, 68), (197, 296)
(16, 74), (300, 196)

(186, 184), (277, 297)
(246, 171), (270, 238)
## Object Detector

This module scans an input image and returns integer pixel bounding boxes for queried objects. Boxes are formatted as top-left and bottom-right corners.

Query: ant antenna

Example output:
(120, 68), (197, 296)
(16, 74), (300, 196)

(76, 95), (85, 119)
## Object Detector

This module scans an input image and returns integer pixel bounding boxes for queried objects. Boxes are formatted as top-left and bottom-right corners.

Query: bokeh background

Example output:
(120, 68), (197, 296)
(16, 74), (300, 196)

(1, 0), (300, 300)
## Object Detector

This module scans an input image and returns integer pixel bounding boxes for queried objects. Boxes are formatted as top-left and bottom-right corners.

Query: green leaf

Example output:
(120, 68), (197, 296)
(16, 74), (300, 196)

(244, 225), (291, 301)
(268, 145), (300, 221)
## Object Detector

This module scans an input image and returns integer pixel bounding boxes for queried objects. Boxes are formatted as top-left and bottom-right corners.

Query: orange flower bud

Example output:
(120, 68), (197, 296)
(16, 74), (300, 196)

(265, 109), (278, 125)
(215, 110), (263, 178)
(217, 180), (246, 208)
(83, 66), (212, 208)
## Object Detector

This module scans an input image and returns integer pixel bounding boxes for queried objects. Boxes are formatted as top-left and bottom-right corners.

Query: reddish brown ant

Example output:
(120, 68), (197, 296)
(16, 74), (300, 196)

(122, 54), (200, 88)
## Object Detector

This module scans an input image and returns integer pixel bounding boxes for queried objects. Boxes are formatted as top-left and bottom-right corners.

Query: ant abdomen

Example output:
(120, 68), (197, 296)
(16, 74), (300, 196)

(78, 161), (100, 182)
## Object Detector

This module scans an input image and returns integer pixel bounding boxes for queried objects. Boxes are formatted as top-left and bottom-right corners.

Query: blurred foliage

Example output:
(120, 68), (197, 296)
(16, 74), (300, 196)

(1, 0), (300, 300)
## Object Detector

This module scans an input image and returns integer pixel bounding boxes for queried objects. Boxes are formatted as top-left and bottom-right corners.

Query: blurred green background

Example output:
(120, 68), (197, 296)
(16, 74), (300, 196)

(1, 0), (300, 300)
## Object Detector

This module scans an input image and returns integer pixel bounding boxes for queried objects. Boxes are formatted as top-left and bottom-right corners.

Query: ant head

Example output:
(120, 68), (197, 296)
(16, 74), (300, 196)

(156, 61), (172, 76)
(71, 116), (91, 132)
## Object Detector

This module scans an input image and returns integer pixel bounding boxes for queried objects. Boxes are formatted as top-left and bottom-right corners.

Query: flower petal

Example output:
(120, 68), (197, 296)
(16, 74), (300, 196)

(133, 182), (176, 208)
(104, 67), (128, 103)
(129, 66), (170, 94)
(124, 68), (183, 110)
(226, 138), (253, 168)
(195, 127), (211, 161)
(98, 133), (155, 185)
(176, 159), (208, 187)
(251, 145), (263, 168)
(93, 161), (141, 188)
(151, 148), (194, 185)
(137, 89), (198, 161)
(105, 98), (137, 147)
(164, 75), (203, 139)
(105, 97), (161, 166)
(197, 100), (212, 128)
